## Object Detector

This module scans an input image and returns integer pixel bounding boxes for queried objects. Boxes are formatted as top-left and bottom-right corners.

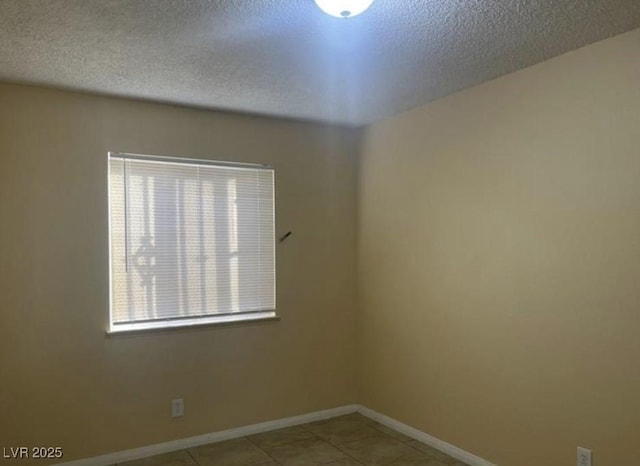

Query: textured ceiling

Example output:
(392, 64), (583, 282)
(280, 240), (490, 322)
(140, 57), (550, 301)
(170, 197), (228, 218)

(1, 1), (639, 126)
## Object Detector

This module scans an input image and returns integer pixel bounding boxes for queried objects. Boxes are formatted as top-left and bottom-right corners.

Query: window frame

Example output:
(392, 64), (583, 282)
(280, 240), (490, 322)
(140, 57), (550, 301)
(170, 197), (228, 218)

(106, 152), (277, 334)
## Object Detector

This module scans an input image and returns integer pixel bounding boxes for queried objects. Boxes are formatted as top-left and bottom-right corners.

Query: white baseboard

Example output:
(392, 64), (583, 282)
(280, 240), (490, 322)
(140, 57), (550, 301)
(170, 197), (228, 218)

(357, 406), (496, 466)
(56, 404), (495, 466)
(55, 405), (358, 466)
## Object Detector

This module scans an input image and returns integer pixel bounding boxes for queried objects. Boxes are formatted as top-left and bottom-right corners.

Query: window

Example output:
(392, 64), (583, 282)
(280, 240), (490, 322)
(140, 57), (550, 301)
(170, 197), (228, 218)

(108, 153), (276, 333)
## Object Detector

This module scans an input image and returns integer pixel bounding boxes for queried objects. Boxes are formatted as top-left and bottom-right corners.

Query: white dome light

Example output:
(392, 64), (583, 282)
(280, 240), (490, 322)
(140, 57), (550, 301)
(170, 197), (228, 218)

(314, 0), (374, 18)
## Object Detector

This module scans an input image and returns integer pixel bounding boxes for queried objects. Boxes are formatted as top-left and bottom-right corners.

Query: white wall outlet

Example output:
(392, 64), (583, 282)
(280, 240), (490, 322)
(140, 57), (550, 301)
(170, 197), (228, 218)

(171, 398), (184, 417)
(577, 447), (592, 466)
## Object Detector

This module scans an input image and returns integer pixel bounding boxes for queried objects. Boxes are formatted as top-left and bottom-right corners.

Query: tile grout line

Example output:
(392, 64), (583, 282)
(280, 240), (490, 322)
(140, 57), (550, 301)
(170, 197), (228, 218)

(322, 432), (391, 465)
(184, 447), (199, 465)
(305, 413), (411, 465)
(251, 433), (361, 465)
(243, 426), (328, 451)
(243, 435), (286, 465)
(251, 420), (371, 466)
(323, 415), (450, 466)
(332, 440), (405, 466)
(292, 422), (368, 464)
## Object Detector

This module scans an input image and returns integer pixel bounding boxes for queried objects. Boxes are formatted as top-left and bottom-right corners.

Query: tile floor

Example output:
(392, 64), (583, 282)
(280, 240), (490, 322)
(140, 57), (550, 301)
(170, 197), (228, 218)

(118, 413), (470, 466)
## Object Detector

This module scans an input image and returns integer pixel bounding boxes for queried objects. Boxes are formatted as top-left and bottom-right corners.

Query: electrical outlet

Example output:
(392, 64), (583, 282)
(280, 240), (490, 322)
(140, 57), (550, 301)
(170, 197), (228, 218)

(171, 398), (184, 417)
(577, 447), (592, 466)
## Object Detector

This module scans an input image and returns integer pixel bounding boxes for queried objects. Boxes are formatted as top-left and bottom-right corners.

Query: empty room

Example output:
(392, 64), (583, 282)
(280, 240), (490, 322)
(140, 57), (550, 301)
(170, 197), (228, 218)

(1, 1), (639, 465)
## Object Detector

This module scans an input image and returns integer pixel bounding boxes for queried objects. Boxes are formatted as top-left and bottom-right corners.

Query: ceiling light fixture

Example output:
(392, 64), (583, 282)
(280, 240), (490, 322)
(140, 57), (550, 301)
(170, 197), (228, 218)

(314, 0), (374, 18)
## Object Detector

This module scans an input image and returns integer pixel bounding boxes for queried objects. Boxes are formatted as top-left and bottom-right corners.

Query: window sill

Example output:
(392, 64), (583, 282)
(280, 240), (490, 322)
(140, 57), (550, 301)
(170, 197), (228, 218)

(106, 311), (278, 335)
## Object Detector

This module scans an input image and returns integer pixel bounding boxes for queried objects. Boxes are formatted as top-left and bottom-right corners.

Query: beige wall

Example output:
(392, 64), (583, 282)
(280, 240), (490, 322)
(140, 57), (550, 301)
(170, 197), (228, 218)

(358, 28), (640, 466)
(0, 83), (359, 463)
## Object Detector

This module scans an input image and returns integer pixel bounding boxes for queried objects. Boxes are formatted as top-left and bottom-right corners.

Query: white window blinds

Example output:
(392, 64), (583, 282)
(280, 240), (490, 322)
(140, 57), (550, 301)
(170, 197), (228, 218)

(108, 153), (276, 332)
